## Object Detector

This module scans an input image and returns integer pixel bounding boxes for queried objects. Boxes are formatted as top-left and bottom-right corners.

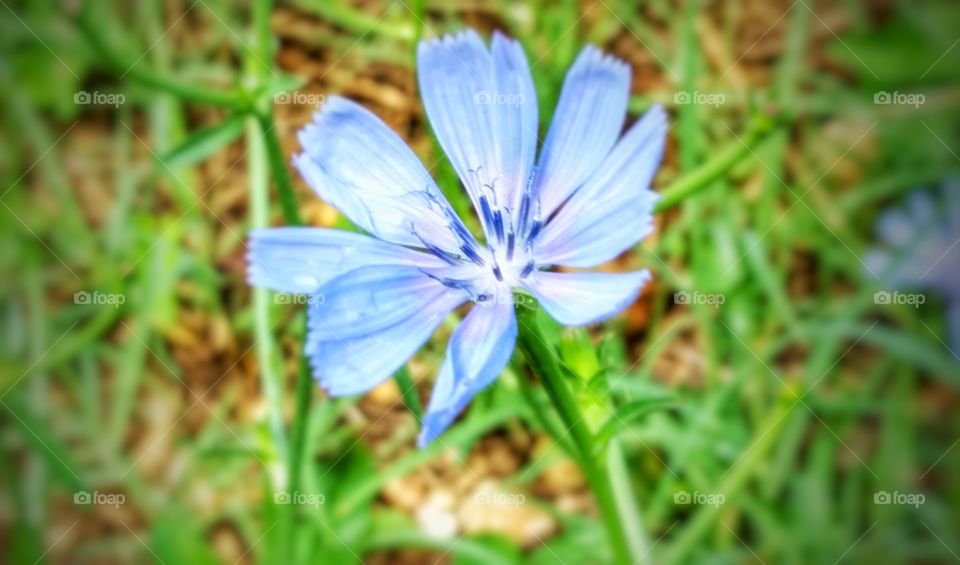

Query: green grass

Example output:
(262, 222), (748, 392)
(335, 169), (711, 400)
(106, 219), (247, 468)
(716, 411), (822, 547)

(1, 0), (958, 563)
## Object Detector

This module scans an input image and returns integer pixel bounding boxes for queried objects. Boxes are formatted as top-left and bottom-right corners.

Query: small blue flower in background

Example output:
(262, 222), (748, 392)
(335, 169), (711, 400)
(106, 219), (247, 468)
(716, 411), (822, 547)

(247, 29), (667, 446)
(865, 181), (960, 353)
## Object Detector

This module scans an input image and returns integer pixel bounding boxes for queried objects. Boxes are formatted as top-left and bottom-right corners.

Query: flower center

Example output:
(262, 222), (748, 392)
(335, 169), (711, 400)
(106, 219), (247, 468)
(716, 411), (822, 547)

(416, 173), (544, 302)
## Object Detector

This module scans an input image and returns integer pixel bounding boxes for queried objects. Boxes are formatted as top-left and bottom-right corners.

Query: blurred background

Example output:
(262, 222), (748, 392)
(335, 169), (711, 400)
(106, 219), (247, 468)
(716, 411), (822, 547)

(1, 0), (958, 563)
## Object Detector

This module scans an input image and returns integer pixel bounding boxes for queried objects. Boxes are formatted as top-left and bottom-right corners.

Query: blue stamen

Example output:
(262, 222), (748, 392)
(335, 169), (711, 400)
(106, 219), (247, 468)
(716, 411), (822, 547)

(460, 243), (485, 266)
(528, 218), (542, 242)
(479, 195), (495, 233)
(493, 209), (504, 243)
(517, 191), (530, 236)
(520, 260), (535, 278)
(426, 242), (460, 264)
(413, 225), (461, 264)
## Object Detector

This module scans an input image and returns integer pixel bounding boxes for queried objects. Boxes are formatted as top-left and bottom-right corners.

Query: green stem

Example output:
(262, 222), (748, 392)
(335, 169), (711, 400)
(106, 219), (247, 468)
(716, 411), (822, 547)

(247, 117), (289, 461)
(394, 366), (423, 420)
(513, 364), (577, 457)
(287, 356), (313, 499)
(410, 0), (426, 49)
(248, 25), (312, 549)
(252, 0), (275, 75)
(257, 112), (303, 226)
(608, 438), (651, 560)
(515, 305), (633, 565)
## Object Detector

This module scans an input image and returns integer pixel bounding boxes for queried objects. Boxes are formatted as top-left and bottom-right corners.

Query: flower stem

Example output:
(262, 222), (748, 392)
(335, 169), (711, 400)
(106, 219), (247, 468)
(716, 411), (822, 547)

(515, 305), (633, 565)
(247, 117), (289, 461)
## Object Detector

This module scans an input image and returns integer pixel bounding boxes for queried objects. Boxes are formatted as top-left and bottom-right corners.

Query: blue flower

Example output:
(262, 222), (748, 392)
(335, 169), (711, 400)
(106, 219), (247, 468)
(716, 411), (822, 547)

(865, 181), (960, 353)
(247, 30), (667, 446)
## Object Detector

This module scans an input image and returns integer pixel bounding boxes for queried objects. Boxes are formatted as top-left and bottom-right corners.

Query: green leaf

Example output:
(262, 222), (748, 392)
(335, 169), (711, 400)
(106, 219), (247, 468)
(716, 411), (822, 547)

(827, 11), (960, 85)
(264, 74), (309, 98)
(595, 396), (677, 446)
(528, 514), (608, 565)
(559, 327), (601, 381)
(150, 510), (219, 565)
(394, 365), (423, 420)
(157, 114), (246, 170)
(453, 534), (523, 565)
(2, 397), (86, 493)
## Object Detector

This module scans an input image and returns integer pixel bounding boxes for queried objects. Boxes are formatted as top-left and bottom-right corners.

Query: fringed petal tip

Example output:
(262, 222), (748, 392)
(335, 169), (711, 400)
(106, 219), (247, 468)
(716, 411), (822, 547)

(296, 95), (349, 145)
(574, 43), (631, 82)
(417, 28), (484, 53)
(416, 29), (526, 68)
(245, 228), (299, 291)
(534, 42), (632, 217)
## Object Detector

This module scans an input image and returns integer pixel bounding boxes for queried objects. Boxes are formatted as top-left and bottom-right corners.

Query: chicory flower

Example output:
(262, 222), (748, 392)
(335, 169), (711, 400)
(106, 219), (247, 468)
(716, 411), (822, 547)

(248, 30), (667, 446)
(865, 182), (960, 353)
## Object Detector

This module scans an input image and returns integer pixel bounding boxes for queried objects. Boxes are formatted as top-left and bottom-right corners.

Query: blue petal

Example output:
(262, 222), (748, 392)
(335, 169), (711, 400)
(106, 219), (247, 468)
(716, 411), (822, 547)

(418, 300), (517, 447)
(868, 187), (960, 294)
(534, 45), (630, 217)
(536, 105), (667, 267)
(875, 207), (916, 248)
(247, 227), (444, 294)
(305, 265), (467, 396)
(294, 96), (469, 253)
(524, 270), (651, 326)
(417, 30), (538, 221)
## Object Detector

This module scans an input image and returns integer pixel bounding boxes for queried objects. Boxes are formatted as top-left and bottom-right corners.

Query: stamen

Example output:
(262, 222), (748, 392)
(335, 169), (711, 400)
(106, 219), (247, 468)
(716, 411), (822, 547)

(493, 209), (505, 243)
(519, 260), (535, 278)
(482, 181), (499, 207)
(413, 225), (460, 265)
(460, 243), (485, 266)
(419, 270), (472, 293)
(517, 190), (530, 236)
(479, 195), (495, 233)
(528, 218), (542, 242)
(452, 221), (473, 246)
(424, 241), (460, 264)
